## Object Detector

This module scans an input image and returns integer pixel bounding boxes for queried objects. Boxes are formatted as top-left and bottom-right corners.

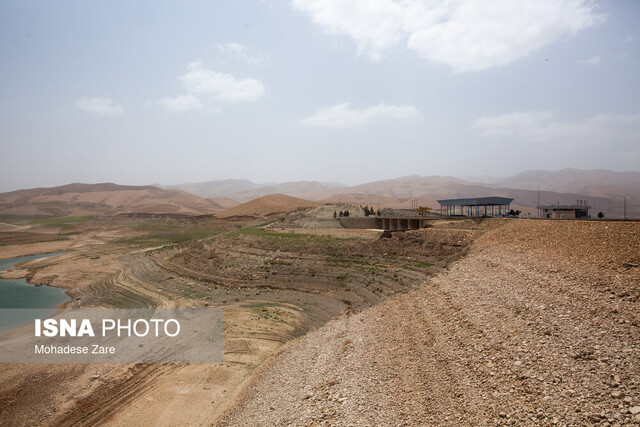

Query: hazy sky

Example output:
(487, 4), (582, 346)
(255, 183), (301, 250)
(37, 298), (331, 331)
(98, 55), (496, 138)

(1, 0), (639, 192)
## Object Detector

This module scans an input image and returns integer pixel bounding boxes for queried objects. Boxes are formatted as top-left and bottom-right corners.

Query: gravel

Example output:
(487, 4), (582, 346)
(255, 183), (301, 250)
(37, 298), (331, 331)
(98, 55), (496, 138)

(221, 219), (640, 426)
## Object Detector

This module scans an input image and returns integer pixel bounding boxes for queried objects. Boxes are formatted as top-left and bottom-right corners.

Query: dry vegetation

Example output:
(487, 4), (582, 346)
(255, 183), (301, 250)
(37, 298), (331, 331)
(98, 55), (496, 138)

(1, 209), (638, 426)
(0, 208), (471, 425)
(222, 219), (640, 426)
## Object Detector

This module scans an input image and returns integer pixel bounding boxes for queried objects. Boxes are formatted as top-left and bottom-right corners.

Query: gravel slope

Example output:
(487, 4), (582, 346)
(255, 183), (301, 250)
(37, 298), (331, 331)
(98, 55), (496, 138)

(220, 219), (640, 426)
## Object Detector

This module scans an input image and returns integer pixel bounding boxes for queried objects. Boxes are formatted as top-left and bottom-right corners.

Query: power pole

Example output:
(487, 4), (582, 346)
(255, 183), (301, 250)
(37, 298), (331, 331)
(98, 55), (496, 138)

(623, 196), (627, 220)
(537, 189), (540, 218)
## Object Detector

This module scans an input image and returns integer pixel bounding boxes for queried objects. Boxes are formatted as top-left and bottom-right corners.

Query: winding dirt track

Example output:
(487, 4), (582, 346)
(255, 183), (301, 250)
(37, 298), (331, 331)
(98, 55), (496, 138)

(2, 219), (638, 425)
(221, 220), (640, 426)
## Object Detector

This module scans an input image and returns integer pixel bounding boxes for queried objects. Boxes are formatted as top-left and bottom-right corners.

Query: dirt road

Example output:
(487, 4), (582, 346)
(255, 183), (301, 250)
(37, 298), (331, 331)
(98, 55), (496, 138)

(0, 216), (474, 425)
(2, 218), (638, 425)
(222, 220), (640, 425)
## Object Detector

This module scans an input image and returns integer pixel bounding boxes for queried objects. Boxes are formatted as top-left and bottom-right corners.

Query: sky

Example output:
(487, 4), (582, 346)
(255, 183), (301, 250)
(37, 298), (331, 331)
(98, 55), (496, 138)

(1, 0), (639, 192)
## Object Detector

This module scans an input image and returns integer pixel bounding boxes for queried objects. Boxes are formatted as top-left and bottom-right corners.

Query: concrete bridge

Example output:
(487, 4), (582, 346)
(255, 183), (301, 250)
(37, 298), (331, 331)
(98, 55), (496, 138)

(376, 217), (432, 231)
(339, 216), (434, 231)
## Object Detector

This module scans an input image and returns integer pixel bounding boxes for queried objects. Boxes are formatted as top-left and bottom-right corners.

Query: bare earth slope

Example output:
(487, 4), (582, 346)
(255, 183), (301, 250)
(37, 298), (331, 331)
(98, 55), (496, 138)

(222, 220), (640, 426)
(165, 179), (343, 201)
(499, 168), (640, 196)
(0, 183), (224, 217)
(216, 194), (320, 218)
(302, 175), (636, 218)
(208, 197), (240, 209)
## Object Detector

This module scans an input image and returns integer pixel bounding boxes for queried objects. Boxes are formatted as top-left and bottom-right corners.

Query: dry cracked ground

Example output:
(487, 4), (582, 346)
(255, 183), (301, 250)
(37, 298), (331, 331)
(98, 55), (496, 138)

(222, 220), (640, 426)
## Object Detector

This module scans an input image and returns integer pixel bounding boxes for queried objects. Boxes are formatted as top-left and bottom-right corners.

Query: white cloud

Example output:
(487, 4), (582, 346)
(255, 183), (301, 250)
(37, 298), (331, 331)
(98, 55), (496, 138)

(75, 97), (123, 116)
(473, 111), (640, 142)
(292, 0), (405, 61)
(580, 55), (602, 65)
(180, 62), (265, 102)
(300, 103), (419, 128)
(216, 42), (270, 65)
(156, 95), (203, 112)
(153, 63), (265, 112)
(292, 0), (605, 72)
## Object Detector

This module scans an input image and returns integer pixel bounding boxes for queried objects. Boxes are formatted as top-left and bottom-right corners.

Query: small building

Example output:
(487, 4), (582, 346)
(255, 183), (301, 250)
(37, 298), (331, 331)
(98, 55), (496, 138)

(437, 197), (514, 217)
(538, 200), (590, 219)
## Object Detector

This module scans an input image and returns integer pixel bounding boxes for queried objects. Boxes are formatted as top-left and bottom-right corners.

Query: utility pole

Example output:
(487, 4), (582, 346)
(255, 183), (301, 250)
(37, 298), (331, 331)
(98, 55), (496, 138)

(537, 189), (540, 218)
(623, 196), (627, 220)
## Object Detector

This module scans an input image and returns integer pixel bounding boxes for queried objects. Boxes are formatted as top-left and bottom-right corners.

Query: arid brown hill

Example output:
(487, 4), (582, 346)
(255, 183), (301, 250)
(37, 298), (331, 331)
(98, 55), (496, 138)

(300, 174), (637, 218)
(162, 170), (639, 218)
(216, 194), (320, 218)
(0, 183), (224, 217)
(498, 168), (640, 195)
(165, 179), (344, 201)
(208, 197), (241, 209)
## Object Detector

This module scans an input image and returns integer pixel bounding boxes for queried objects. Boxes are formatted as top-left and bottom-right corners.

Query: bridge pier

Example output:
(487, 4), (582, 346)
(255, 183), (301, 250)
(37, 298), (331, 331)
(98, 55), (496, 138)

(375, 217), (433, 232)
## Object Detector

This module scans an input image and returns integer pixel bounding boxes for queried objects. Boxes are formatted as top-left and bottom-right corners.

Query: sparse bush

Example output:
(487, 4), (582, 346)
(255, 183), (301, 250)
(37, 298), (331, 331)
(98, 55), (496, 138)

(597, 211), (604, 218)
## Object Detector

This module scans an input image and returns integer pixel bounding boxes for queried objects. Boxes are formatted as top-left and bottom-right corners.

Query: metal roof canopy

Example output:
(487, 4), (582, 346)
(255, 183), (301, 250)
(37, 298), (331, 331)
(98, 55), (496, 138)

(437, 197), (514, 207)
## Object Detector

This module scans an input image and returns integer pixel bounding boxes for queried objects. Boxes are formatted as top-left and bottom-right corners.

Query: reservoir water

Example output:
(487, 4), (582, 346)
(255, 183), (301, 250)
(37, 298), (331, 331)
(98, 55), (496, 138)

(0, 253), (70, 330)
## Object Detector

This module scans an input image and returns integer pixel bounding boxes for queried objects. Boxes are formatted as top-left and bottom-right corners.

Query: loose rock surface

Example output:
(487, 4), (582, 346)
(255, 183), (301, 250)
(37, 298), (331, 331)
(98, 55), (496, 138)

(221, 219), (640, 426)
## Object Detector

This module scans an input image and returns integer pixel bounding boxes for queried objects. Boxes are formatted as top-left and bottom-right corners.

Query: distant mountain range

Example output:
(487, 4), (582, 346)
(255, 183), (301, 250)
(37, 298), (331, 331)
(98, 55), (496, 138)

(0, 169), (637, 219)
(0, 183), (223, 217)
(163, 180), (346, 201)
(498, 168), (640, 196)
(165, 169), (639, 218)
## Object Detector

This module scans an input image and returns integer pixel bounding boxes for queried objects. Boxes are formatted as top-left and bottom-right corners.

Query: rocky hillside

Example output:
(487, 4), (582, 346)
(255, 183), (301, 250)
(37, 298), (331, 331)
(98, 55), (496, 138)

(222, 219), (640, 425)
(0, 183), (224, 217)
(216, 194), (320, 218)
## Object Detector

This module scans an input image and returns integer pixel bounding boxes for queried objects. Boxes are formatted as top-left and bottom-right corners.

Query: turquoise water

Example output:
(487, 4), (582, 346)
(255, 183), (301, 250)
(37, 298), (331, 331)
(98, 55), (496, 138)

(0, 253), (70, 330)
